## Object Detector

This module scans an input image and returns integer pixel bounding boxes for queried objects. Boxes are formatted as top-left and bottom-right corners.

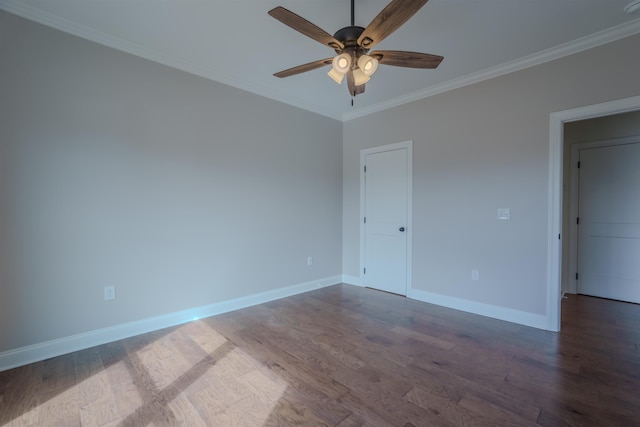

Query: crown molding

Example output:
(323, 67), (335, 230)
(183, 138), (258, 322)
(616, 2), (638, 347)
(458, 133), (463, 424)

(2, 0), (639, 122)
(0, 0), (343, 121)
(342, 17), (640, 121)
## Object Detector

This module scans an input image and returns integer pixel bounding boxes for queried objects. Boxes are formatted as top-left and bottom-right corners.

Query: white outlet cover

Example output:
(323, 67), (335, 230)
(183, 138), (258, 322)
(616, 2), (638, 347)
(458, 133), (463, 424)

(497, 208), (511, 220)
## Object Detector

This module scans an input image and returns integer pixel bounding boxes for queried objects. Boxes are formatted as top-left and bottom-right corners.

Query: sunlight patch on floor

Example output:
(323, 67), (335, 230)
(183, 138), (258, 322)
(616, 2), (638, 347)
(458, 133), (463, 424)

(5, 319), (290, 426)
(124, 320), (289, 424)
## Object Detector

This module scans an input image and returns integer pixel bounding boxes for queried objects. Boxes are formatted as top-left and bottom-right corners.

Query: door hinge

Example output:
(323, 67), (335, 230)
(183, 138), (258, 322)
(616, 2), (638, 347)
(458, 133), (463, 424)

(558, 233), (561, 240)
(577, 161), (581, 169)
(364, 165), (367, 173)
(576, 217), (580, 225)
(363, 268), (366, 275)
(576, 272), (579, 280)
(364, 217), (366, 224)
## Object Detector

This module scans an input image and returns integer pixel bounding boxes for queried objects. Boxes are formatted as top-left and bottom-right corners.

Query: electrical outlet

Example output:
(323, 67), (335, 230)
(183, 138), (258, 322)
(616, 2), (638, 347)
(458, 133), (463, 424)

(104, 286), (115, 300)
(471, 269), (480, 281)
(307, 256), (313, 266)
(497, 208), (511, 220)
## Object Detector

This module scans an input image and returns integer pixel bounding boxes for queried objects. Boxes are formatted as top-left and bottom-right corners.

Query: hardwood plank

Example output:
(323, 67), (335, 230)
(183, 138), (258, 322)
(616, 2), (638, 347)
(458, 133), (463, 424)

(37, 380), (81, 427)
(457, 392), (540, 426)
(73, 347), (119, 426)
(400, 359), (543, 423)
(0, 362), (43, 426)
(261, 397), (332, 427)
(232, 325), (352, 399)
(41, 354), (77, 398)
(390, 325), (456, 350)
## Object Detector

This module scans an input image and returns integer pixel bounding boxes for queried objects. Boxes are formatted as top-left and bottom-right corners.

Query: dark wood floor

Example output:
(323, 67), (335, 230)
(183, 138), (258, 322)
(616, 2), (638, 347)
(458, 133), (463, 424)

(1, 284), (639, 426)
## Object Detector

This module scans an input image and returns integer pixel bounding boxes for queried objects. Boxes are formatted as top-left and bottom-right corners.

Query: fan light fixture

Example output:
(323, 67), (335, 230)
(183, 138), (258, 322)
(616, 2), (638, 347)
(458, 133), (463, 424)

(352, 69), (370, 86)
(328, 53), (352, 83)
(269, 1), (444, 98)
(327, 68), (346, 84)
(328, 53), (378, 86)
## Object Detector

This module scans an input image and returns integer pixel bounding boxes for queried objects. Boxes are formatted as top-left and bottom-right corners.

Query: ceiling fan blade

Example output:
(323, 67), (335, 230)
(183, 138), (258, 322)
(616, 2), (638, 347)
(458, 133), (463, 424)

(371, 50), (443, 68)
(358, 0), (428, 49)
(274, 58), (334, 78)
(346, 71), (366, 96)
(269, 6), (344, 50)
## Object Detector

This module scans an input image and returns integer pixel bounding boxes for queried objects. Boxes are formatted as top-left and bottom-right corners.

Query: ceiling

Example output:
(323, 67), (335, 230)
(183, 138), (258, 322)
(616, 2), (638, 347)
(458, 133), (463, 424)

(2, 0), (640, 121)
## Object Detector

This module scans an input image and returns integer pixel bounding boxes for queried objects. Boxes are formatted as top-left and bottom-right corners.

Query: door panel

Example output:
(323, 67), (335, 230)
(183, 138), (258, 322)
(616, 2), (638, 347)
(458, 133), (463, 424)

(578, 142), (640, 303)
(364, 148), (409, 295)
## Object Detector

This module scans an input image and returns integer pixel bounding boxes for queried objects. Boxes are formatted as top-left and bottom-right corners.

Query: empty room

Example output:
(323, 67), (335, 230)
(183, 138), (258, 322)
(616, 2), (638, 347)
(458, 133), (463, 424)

(1, 0), (640, 425)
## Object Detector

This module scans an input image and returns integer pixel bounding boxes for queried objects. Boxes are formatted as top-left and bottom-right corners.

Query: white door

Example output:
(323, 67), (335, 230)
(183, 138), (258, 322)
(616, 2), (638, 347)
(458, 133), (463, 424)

(577, 142), (640, 303)
(362, 145), (410, 295)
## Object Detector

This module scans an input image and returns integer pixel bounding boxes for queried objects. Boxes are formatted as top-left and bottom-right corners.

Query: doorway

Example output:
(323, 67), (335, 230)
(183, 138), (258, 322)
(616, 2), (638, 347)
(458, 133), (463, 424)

(548, 95), (640, 331)
(360, 141), (412, 296)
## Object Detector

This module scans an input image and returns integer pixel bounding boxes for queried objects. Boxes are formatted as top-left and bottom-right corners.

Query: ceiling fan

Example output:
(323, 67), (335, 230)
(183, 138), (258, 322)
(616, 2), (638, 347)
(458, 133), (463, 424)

(268, 0), (443, 97)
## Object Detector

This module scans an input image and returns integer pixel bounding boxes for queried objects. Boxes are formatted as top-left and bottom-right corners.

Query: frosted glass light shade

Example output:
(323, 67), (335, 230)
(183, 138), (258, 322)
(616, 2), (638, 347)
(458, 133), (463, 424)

(353, 69), (370, 86)
(357, 55), (379, 76)
(328, 53), (351, 84)
(332, 53), (351, 73)
(328, 67), (345, 84)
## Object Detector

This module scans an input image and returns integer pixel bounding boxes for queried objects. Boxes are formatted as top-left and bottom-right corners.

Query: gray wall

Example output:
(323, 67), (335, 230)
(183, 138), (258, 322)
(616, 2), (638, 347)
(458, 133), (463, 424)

(343, 33), (640, 317)
(564, 110), (640, 144)
(0, 11), (343, 352)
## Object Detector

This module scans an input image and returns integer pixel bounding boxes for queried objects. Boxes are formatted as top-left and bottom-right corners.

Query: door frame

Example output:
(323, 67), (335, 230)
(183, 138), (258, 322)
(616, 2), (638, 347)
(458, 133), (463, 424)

(567, 136), (640, 295)
(360, 140), (413, 294)
(548, 95), (640, 332)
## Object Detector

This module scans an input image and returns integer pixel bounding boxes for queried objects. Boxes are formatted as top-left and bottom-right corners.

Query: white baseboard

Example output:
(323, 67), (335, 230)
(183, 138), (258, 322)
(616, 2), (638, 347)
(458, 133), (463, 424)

(341, 275), (363, 286)
(0, 276), (341, 372)
(408, 288), (549, 331)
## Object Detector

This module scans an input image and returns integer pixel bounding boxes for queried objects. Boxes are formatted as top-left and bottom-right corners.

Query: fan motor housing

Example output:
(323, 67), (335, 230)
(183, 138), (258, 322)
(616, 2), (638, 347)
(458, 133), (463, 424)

(334, 26), (366, 51)
(333, 25), (369, 58)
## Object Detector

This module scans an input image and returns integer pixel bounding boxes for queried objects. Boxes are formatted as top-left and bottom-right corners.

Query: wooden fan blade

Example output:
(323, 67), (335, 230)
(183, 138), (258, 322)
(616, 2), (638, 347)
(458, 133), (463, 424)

(346, 71), (366, 96)
(358, 0), (428, 49)
(371, 50), (443, 68)
(269, 6), (344, 50)
(274, 58), (334, 78)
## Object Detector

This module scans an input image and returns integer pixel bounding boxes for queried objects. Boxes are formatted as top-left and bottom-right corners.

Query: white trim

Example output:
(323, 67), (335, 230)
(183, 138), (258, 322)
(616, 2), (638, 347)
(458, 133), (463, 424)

(342, 274), (363, 286)
(547, 115), (564, 332)
(567, 135), (640, 295)
(0, 276), (341, 372)
(343, 19), (640, 121)
(548, 95), (640, 332)
(409, 289), (548, 330)
(1, 0), (638, 123)
(0, 0), (342, 121)
(360, 141), (413, 297)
